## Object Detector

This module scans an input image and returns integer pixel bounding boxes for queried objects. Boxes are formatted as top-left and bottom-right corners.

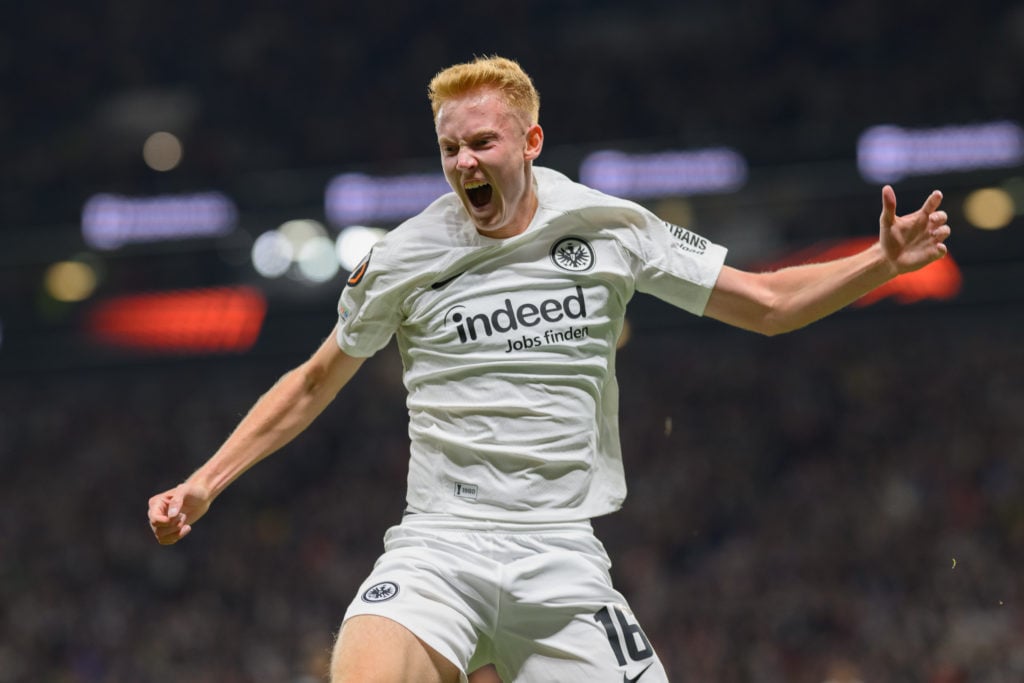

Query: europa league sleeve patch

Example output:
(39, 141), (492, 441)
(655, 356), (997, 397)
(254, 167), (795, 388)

(347, 249), (372, 286)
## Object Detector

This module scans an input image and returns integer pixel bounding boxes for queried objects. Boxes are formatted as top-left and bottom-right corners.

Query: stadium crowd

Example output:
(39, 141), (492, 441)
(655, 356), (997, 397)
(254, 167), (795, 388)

(2, 305), (1022, 682)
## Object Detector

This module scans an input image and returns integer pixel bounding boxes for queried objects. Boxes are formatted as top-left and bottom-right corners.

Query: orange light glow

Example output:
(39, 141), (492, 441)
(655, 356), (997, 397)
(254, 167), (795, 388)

(87, 286), (267, 353)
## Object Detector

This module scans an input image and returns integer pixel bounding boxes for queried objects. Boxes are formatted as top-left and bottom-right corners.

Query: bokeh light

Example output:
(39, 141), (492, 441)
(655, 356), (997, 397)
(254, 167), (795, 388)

(336, 226), (386, 272)
(82, 191), (237, 250)
(296, 236), (340, 283)
(963, 188), (1015, 230)
(142, 131), (183, 172)
(44, 260), (99, 302)
(251, 230), (294, 278)
(278, 219), (327, 253)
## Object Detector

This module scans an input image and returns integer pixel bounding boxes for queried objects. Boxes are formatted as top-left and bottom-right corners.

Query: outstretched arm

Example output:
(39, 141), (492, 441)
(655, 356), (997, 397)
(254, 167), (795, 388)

(147, 328), (365, 545)
(704, 185), (951, 335)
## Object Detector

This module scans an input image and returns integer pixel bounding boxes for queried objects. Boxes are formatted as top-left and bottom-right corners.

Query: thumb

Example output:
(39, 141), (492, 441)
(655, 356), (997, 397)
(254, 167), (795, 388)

(167, 488), (185, 518)
(880, 185), (897, 228)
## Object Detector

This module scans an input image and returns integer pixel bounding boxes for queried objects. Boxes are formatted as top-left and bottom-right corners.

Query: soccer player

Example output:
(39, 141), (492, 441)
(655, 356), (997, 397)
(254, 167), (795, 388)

(148, 56), (950, 682)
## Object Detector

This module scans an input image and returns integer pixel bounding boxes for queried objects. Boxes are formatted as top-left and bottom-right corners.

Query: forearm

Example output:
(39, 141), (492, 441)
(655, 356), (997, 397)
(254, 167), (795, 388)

(762, 242), (897, 333)
(187, 362), (339, 499)
(706, 243), (897, 335)
(147, 333), (363, 546)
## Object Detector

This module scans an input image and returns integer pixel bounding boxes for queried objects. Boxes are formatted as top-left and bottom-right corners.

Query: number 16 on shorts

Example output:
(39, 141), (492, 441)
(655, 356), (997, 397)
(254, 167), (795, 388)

(594, 604), (654, 666)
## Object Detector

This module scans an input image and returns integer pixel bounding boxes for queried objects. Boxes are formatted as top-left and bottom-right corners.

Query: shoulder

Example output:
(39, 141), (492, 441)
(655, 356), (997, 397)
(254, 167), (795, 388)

(534, 166), (654, 226)
(346, 191), (478, 291)
(367, 193), (466, 262)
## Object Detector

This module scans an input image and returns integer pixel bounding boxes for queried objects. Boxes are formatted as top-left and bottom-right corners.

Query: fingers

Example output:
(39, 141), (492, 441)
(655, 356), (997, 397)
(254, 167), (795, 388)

(924, 207), (952, 260)
(929, 211), (949, 239)
(880, 186), (952, 270)
(931, 222), (952, 257)
(148, 488), (190, 545)
(167, 493), (182, 518)
(155, 521), (192, 545)
(147, 491), (171, 524)
(928, 206), (951, 240)
(886, 187), (950, 239)
(880, 185), (897, 227)
(920, 189), (943, 214)
(931, 222), (952, 240)
(150, 513), (191, 544)
(884, 187), (945, 225)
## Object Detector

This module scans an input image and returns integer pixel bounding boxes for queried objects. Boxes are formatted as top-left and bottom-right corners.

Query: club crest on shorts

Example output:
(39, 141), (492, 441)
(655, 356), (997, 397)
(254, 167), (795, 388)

(550, 236), (595, 272)
(362, 581), (400, 603)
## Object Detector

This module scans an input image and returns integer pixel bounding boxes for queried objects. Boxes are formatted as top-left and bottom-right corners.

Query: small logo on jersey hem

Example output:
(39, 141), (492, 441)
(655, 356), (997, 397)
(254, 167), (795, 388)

(551, 236), (595, 272)
(361, 581), (399, 603)
(453, 482), (478, 500)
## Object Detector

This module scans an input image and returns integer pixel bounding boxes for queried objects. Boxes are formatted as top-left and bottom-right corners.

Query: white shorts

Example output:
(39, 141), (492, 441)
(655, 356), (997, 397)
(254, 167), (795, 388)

(343, 514), (668, 683)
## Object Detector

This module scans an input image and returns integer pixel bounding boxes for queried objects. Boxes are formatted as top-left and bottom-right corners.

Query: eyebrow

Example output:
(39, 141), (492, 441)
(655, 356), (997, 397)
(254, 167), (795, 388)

(438, 128), (501, 144)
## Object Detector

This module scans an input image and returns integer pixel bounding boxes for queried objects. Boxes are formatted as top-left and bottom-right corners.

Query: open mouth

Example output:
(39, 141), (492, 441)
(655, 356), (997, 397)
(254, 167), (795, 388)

(465, 181), (493, 208)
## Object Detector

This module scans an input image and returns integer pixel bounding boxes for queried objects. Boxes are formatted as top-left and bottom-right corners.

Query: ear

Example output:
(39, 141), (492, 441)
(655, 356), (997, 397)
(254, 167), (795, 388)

(524, 123), (544, 162)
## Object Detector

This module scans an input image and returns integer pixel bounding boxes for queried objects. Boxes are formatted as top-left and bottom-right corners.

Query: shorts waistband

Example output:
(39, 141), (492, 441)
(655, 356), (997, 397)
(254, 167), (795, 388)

(398, 511), (594, 535)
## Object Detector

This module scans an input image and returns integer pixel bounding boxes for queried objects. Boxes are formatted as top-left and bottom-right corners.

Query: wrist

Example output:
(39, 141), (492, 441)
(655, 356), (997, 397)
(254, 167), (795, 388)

(185, 470), (220, 502)
(870, 241), (899, 279)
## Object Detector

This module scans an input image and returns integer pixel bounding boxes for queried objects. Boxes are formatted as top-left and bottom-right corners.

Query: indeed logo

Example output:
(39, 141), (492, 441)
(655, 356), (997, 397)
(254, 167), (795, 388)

(444, 286), (587, 343)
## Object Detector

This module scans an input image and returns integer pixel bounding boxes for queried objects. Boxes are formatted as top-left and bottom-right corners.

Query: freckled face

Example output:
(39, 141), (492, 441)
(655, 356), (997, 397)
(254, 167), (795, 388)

(435, 88), (544, 239)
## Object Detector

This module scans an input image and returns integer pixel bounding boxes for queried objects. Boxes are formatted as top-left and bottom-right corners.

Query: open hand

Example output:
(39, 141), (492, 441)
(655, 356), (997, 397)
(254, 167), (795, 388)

(879, 185), (951, 274)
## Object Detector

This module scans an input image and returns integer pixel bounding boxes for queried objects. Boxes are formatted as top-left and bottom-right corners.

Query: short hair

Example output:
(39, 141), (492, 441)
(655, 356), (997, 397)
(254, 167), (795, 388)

(428, 56), (540, 125)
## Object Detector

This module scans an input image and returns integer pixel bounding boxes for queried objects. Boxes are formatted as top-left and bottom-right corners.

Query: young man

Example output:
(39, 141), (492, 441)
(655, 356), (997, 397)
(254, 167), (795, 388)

(148, 56), (950, 682)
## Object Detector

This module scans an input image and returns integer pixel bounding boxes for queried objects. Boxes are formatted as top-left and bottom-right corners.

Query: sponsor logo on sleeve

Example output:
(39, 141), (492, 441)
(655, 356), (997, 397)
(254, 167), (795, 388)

(664, 222), (708, 254)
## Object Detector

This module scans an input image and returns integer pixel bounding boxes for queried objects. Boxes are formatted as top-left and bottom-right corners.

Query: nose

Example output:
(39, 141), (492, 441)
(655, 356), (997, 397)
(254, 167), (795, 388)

(455, 147), (477, 170)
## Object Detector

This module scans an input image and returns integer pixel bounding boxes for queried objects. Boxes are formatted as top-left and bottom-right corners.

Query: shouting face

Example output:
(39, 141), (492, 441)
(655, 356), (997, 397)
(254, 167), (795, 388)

(435, 87), (544, 239)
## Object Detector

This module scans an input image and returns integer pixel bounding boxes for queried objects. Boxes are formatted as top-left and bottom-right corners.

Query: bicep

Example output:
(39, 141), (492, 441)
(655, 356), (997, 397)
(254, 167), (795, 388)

(304, 326), (368, 399)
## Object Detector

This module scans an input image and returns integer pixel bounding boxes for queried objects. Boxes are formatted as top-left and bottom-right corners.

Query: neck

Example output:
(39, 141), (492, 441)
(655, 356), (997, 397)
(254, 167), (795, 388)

(482, 190), (537, 239)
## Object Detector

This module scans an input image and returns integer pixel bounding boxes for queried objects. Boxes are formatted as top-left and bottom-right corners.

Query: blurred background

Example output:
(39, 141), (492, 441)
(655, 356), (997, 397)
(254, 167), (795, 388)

(2, 1), (1023, 681)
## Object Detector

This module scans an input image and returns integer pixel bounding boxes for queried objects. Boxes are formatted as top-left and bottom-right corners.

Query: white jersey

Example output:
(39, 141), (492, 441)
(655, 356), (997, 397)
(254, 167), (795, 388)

(336, 166), (726, 522)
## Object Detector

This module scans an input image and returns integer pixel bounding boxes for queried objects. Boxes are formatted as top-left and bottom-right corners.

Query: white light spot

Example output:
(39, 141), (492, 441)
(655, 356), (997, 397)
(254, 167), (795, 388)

(278, 219), (327, 253)
(297, 236), (340, 283)
(336, 226), (387, 271)
(252, 230), (294, 278)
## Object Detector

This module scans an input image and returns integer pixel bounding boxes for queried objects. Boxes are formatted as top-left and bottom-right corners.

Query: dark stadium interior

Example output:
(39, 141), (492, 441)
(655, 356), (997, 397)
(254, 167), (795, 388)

(2, 1), (1023, 681)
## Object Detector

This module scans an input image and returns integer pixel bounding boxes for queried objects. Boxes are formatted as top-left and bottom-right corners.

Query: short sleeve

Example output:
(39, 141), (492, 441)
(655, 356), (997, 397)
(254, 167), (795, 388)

(631, 213), (727, 315)
(335, 247), (403, 357)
